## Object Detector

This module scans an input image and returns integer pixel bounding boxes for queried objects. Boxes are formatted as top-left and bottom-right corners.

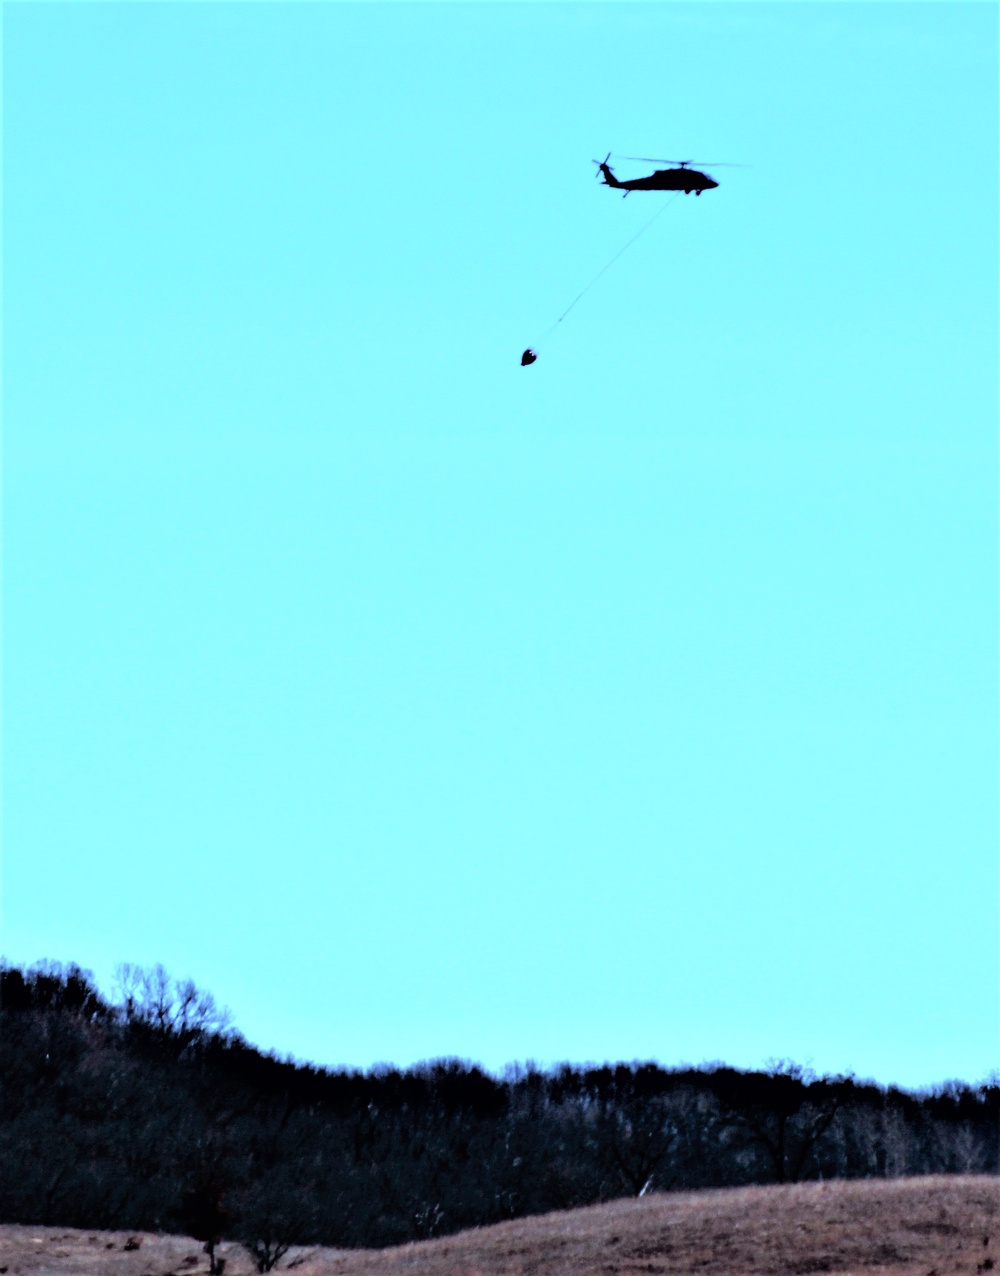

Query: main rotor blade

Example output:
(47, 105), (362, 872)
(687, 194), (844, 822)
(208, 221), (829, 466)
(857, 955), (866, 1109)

(618, 155), (749, 167)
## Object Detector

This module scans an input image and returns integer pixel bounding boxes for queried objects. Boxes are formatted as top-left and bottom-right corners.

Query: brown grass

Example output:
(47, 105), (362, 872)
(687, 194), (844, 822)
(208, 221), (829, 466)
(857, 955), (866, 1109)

(1, 1176), (996, 1276)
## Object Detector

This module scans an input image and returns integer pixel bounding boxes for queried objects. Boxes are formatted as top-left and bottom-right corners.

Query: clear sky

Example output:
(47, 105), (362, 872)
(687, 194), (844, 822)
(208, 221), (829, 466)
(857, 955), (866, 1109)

(4, 2), (997, 1091)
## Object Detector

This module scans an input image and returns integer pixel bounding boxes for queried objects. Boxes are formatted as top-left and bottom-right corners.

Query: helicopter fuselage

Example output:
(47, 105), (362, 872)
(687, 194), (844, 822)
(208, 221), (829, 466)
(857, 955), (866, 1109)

(598, 162), (718, 194)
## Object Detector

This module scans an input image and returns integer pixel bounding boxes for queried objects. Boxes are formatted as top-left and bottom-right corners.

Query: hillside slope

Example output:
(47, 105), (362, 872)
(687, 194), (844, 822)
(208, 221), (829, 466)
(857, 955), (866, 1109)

(1, 1176), (996, 1276)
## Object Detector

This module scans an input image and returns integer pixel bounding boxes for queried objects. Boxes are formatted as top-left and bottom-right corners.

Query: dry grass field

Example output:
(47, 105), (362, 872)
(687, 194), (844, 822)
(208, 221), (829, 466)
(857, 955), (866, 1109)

(1, 1176), (996, 1276)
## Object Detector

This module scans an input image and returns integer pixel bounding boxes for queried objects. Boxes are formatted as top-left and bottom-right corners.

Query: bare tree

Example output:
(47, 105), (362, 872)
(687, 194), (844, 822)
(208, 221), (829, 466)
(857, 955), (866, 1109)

(113, 964), (232, 1046)
(177, 1175), (232, 1276)
(711, 1063), (844, 1184)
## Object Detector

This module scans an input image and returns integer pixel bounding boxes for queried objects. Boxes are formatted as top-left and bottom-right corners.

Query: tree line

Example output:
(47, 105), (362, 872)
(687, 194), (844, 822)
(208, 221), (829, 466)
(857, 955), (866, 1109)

(1, 961), (996, 1269)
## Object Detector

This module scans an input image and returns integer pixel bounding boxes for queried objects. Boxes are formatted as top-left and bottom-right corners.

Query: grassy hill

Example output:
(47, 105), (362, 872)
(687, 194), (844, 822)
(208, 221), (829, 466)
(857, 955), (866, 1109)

(1, 1176), (996, 1276)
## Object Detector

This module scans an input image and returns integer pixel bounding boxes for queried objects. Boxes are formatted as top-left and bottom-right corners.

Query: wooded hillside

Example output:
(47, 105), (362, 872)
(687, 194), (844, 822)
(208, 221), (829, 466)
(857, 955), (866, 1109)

(1, 962), (995, 1264)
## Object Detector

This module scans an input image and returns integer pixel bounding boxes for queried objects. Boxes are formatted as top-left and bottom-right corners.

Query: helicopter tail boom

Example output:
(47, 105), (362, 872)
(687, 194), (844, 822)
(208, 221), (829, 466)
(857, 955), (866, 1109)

(598, 162), (622, 188)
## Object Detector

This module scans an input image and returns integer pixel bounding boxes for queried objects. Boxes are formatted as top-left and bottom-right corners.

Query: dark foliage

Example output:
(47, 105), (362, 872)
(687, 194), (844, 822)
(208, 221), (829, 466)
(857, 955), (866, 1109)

(176, 1174), (232, 1276)
(1, 961), (996, 1260)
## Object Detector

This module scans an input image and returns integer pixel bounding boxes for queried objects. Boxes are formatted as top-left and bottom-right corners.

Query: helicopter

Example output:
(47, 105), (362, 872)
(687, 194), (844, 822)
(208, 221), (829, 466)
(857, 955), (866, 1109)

(594, 153), (725, 197)
(519, 150), (735, 366)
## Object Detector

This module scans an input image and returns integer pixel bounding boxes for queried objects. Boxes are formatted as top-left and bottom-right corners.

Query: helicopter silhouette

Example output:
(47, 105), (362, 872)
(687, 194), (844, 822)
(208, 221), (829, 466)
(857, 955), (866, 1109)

(519, 151), (739, 366)
(594, 153), (734, 197)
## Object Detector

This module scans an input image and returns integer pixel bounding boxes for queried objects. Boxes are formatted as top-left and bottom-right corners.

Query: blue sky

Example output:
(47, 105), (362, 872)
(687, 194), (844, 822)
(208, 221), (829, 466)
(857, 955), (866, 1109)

(3, 2), (996, 1090)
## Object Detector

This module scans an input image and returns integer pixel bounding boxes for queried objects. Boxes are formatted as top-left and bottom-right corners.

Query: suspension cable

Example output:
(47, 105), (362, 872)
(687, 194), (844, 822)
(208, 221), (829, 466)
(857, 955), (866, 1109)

(530, 193), (682, 353)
